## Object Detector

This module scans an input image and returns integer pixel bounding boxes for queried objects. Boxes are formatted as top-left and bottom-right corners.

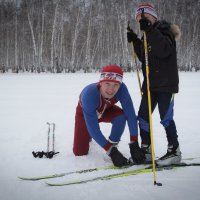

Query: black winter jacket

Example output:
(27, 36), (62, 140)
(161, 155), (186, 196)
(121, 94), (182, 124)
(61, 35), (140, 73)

(134, 20), (179, 93)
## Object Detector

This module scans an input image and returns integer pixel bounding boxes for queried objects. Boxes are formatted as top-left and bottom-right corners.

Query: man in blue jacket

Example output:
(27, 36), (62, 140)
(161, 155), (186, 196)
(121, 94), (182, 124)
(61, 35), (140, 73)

(73, 64), (145, 166)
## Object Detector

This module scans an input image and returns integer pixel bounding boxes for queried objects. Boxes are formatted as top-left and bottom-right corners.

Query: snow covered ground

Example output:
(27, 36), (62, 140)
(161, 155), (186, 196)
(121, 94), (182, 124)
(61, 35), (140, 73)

(0, 72), (200, 200)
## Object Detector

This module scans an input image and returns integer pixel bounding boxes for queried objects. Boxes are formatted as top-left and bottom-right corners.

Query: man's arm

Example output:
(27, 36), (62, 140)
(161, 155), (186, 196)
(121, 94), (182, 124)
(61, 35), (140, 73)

(117, 83), (138, 142)
(147, 27), (175, 58)
(81, 86), (109, 149)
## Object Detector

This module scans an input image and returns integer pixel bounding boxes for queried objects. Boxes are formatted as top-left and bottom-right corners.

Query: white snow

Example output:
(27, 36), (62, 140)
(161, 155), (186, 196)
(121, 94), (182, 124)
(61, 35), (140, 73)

(0, 72), (200, 200)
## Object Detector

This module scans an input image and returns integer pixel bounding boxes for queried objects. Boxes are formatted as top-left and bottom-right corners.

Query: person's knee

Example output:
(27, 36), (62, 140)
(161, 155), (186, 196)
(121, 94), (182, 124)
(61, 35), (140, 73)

(73, 146), (89, 156)
(138, 117), (149, 132)
(73, 125), (91, 156)
(73, 135), (90, 156)
(112, 114), (126, 125)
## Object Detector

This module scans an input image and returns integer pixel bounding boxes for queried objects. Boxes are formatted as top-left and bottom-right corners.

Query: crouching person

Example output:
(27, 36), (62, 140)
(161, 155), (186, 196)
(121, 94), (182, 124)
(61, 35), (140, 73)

(73, 64), (145, 167)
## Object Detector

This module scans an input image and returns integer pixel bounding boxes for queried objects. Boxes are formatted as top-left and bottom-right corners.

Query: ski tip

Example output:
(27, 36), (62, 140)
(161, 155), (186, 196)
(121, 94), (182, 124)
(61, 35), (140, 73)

(18, 176), (31, 181)
(18, 176), (28, 180)
(45, 182), (53, 186)
(45, 182), (64, 187)
(18, 176), (39, 181)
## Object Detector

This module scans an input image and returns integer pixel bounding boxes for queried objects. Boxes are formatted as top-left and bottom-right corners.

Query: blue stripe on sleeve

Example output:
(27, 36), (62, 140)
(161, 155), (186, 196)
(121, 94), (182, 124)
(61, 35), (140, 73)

(116, 83), (138, 137)
(81, 83), (108, 147)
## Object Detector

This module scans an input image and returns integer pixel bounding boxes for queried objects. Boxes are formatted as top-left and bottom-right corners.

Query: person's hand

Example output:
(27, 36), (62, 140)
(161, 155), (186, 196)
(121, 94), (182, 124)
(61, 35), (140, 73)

(139, 18), (152, 32)
(127, 29), (138, 43)
(129, 141), (146, 164)
(108, 146), (130, 167)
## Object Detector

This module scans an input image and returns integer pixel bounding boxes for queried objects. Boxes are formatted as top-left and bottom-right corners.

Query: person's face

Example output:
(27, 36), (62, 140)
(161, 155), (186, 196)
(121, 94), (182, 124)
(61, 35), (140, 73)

(100, 81), (121, 99)
(136, 13), (157, 24)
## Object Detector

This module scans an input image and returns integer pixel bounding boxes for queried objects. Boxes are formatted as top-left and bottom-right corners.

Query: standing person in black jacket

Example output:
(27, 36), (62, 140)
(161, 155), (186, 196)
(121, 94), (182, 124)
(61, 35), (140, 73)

(127, 3), (181, 166)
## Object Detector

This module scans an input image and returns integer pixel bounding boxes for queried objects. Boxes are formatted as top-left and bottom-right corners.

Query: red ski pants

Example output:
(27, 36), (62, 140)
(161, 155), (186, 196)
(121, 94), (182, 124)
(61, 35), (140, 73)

(73, 104), (123, 156)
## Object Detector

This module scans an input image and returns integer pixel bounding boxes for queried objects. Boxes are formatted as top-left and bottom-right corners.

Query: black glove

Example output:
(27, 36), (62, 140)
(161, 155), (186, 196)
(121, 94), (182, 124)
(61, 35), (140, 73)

(127, 29), (138, 43)
(109, 147), (130, 167)
(129, 141), (146, 164)
(139, 18), (152, 32)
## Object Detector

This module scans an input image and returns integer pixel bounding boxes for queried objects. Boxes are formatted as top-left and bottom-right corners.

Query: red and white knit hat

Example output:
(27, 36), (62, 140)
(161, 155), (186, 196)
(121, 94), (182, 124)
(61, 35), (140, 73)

(99, 64), (123, 84)
(135, 4), (158, 20)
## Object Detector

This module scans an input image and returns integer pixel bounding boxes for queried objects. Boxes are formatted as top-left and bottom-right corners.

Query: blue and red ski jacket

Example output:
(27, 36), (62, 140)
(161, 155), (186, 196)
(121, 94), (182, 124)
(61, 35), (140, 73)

(79, 82), (138, 148)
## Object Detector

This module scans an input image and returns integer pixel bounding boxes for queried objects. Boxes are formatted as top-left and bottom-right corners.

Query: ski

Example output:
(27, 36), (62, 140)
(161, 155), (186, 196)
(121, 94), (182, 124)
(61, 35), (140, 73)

(18, 164), (148, 181)
(46, 168), (152, 186)
(18, 157), (199, 181)
(45, 162), (200, 186)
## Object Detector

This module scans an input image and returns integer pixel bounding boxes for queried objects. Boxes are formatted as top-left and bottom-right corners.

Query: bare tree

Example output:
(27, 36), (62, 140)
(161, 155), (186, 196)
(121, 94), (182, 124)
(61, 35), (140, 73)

(50, 0), (60, 72)
(0, 0), (199, 73)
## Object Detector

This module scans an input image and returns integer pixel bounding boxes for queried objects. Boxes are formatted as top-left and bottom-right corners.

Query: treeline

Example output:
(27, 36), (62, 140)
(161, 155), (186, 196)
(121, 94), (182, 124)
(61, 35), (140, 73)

(0, 0), (199, 73)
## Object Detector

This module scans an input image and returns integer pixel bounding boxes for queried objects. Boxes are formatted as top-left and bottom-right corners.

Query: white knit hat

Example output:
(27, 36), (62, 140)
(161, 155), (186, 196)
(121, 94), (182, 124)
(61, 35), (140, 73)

(135, 4), (158, 20)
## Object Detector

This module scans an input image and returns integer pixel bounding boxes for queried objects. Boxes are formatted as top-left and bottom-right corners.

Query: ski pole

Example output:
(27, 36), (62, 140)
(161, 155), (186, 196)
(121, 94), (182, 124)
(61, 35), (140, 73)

(134, 52), (143, 97)
(49, 122), (59, 158)
(127, 21), (143, 97)
(47, 122), (51, 153)
(32, 122), (59, 159)
(131, 44), (143, 97)
(52, 123), (55, 152)
(141, 11), (162, 186)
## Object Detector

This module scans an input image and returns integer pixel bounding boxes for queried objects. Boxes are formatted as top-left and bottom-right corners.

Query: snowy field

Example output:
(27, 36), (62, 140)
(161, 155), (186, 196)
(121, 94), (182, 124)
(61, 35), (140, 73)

(0, 72), (200, 200)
